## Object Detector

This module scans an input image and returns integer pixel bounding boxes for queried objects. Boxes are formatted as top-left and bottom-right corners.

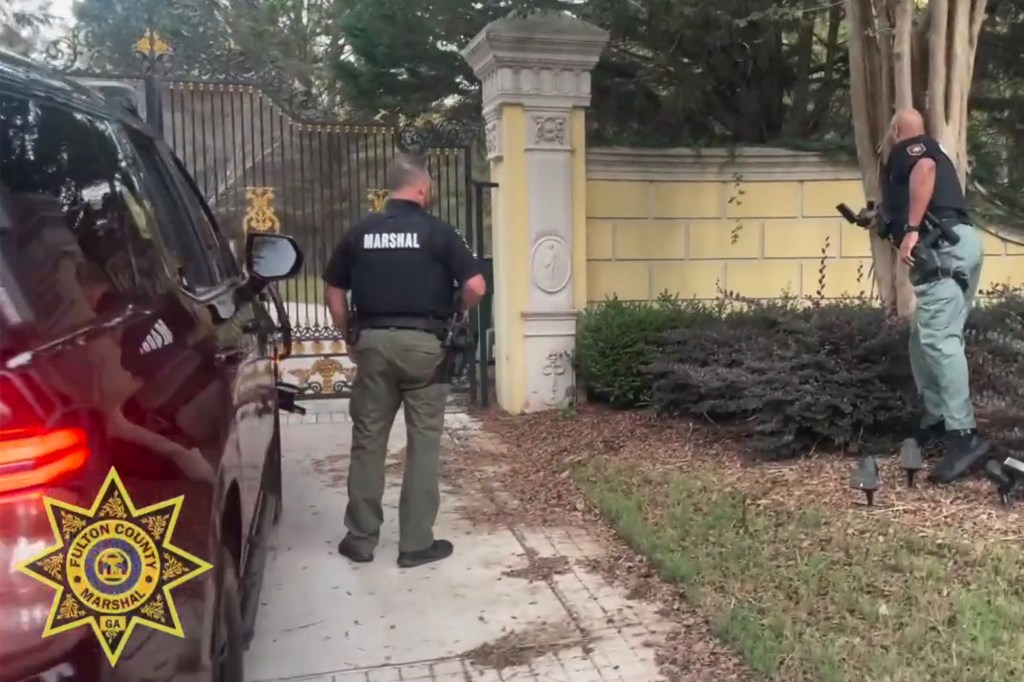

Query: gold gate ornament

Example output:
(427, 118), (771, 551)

(368, 189), (390, 212)
(135, 29), (172, 59)
(244, 188), (281, 233)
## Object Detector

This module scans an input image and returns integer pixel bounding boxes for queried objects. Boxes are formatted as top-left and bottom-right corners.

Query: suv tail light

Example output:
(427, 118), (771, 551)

(0, 426), (90, 495)
(0, 374), (90, 495)
(0, 373), (92, 676)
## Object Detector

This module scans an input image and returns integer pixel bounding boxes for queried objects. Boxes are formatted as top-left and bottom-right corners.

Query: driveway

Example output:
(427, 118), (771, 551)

(245, 402), (673, 681)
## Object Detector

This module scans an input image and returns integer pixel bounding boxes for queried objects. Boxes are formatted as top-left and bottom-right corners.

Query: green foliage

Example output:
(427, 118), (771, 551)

(71, 0), (227, 72)
(576, 289), (1024, 459)
(0, 0), (55, 56)
(584, 0), (851, 146)
(62, 0), (1018, 198)
(332, 0), (478, 120)
(69, 0), (344, 111)
(325, 0), (855, 143)
(650, 298), (918, 458)
(579, 461), (1024, 682)
(330, 0), (563, 121)
(575, 292), (725, 408)
(969, 0), (1024, 211)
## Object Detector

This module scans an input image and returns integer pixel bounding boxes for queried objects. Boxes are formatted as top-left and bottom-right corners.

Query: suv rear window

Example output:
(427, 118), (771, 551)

(0, 91), (204, 351)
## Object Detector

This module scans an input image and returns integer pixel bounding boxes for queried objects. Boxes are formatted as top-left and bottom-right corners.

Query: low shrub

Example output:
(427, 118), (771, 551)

(966, 284), (1024, 452)
(576, 287), (1024, 459)
(650, 299), (918, 458)
(575, 293), (723, 408)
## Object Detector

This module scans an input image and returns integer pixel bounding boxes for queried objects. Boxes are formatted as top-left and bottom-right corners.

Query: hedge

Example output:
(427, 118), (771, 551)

(575, 286), (1024, 459)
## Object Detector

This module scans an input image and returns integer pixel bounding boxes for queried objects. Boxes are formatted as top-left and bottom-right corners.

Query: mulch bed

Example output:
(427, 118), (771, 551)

(445, 404), (1022, 681)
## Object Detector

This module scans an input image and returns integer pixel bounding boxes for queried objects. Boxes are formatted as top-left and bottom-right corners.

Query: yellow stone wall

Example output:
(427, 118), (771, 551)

(585, 148), (1024, 302)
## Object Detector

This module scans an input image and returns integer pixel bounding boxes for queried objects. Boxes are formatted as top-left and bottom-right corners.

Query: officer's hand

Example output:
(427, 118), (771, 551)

(856, 206), (878, 227)
(899, 230), (919, 265)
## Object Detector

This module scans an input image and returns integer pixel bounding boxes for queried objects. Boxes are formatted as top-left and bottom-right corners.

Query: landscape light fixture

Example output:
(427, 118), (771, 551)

(985, 455), (1024, 506)
(850, 455), (880, 507)
(899, 438), (925, 487)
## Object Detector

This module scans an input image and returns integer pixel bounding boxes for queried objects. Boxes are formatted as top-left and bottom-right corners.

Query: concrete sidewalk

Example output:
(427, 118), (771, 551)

(245, 403), (672, 682)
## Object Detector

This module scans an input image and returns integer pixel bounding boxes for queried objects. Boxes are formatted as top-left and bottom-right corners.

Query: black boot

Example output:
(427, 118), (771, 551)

(913, 418), (947, 448)
(397, 540), (453, 568)
(338, 536), (374, 563)
(929, 430), (991, 485)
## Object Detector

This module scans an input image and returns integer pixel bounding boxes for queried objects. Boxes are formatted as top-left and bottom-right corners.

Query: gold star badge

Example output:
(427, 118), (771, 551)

(16, 468), (212, 666)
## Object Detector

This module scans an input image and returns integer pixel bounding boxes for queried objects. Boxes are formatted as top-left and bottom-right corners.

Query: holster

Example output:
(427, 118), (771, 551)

(908, 247), (968, 292)
(432, 346), (460, 385)
(431, 312), (475, 385)
(346, 315), (361, 347)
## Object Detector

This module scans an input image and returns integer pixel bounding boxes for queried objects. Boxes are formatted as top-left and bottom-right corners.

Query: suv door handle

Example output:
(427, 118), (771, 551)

(214, 348), (246, 364)
(241, 319), (263, 334)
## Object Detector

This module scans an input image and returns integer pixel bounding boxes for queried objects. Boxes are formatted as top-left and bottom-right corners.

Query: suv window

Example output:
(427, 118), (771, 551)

(0, 92), (185, 346)
(122, 128), (238, 290)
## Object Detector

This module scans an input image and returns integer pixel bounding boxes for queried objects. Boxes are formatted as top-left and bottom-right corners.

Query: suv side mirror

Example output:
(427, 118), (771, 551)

(246, 233), (303, 283)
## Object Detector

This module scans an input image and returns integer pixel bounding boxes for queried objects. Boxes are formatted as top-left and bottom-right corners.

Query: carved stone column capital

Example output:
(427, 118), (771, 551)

(462, 12), (609, 116)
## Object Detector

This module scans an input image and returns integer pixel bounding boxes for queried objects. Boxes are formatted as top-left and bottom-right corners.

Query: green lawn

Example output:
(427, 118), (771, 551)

(280, 274), (324, 304)
(576, 459), (1024, 682)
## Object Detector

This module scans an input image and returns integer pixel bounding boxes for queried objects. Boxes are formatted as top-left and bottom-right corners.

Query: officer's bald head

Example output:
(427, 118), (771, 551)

(387, 154), (433, 207)
(889, 108), (926, 143)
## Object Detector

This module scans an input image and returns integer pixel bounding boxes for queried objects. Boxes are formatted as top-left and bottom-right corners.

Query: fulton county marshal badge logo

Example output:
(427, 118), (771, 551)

(16, 468), (212, 666)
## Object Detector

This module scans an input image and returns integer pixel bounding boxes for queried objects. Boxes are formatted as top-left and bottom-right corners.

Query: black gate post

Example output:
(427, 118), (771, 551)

(143, 74), (164, 136)
(473, 180), (498, 408)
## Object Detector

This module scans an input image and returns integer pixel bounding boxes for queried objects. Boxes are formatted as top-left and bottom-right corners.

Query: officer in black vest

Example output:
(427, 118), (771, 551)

(322, 154), (486, 568)
(882, 109), (989, 484)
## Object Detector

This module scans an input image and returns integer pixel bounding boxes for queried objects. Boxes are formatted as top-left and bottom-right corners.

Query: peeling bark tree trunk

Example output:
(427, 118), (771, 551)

(845, 0), (989, 318)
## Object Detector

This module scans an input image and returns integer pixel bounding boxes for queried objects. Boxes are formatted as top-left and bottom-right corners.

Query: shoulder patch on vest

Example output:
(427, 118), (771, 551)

(907, 143), (925, 157)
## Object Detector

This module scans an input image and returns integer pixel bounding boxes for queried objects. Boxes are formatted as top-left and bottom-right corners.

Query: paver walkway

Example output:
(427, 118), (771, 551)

(245, 402), (672, 681)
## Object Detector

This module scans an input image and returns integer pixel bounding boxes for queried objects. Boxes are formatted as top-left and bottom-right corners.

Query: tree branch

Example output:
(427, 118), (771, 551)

(928, 0), (950, 137)
(892, 0), (914, 109)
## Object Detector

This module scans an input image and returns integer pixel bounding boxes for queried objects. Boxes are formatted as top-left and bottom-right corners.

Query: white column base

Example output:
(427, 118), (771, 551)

(522, 311), (577, 412)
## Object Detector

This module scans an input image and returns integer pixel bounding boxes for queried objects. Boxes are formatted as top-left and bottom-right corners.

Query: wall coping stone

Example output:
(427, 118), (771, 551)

(587, 147), (862, 182)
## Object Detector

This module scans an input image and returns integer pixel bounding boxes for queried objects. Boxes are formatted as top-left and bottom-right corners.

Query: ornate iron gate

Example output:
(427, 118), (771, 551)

(40, 27), (490, 407)
(163, 83), (485, 406)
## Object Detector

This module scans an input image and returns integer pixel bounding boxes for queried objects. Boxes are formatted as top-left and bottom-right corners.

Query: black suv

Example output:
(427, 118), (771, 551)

(0, 51), (304, 682)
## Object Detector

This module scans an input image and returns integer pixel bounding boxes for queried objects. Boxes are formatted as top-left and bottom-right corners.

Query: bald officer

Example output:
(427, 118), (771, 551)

(323, 154), (486, 568)
(884, 109), (989, 484)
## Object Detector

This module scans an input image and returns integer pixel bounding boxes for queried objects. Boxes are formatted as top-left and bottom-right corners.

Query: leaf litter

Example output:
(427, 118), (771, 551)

(446, 404), (1023, 681)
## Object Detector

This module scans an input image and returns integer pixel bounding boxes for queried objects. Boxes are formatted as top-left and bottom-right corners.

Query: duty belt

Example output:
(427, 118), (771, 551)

(909, 266), (969, 292)
(359, 315), (444, 335)
(931, 216), (972, 246)
(933, 214), (971, 230)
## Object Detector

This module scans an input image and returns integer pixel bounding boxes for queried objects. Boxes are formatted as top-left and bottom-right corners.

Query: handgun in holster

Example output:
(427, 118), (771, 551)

(432, 307), (476, 385)
(346, 309), (361, 348)
(836, 202), (968, 292)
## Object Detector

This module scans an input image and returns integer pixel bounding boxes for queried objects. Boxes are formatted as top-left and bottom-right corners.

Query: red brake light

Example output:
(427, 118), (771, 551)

(0, 427), (90, 494)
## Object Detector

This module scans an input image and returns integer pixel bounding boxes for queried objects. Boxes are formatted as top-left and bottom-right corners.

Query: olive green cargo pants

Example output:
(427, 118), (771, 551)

(908, 224), (985, 432)
(344, 328), (447, 554)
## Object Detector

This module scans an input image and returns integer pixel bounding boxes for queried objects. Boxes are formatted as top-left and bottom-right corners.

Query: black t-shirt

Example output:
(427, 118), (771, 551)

(322, 199), (480, 318)
(882, 135), (969, 241)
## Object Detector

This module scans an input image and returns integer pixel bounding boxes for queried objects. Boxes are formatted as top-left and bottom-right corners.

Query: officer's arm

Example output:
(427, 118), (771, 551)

(908, 159), (936, 228)
(903, 140), (940, 228)
(322, 234), (354, 332)
(441, 225), (486, 310)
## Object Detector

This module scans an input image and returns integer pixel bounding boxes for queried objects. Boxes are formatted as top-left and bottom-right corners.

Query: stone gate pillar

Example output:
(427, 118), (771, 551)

(462, 12), (608, 413)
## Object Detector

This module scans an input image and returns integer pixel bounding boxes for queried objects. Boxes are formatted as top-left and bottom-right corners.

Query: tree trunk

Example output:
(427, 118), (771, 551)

(845, 0), (989, 319)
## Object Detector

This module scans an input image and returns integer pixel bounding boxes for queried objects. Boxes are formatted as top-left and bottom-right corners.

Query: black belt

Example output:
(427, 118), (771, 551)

(910, 266), (969, 292)
(933, 214), (971, 229)
(359, 316), (443, 334)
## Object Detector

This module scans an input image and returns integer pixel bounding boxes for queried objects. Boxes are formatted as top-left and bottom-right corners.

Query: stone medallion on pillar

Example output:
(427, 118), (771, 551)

(463, 12), (609, 412)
